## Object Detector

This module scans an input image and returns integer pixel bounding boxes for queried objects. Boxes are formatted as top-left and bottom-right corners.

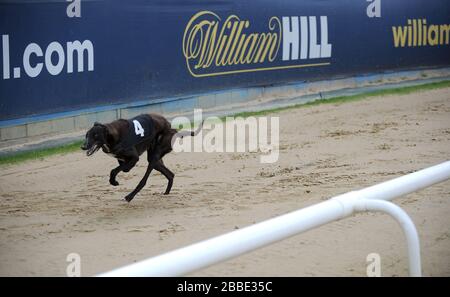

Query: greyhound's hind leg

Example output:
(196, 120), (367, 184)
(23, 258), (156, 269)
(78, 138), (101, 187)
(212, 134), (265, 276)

(154, 160), (174, 195)
(124, 150), (161, 202)
(124, 163), (154, 202)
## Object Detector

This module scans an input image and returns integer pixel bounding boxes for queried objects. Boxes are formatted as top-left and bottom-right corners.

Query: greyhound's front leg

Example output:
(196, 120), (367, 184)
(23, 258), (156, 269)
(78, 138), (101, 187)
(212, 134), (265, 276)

(109, 156), (138, 186)
(109, 165), (121, 186)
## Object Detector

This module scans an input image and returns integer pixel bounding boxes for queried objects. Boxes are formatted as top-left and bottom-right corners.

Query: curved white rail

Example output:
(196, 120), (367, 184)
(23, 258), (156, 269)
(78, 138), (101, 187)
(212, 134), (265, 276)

(355, 199), (421, 276)
(98, 161), (450, 277)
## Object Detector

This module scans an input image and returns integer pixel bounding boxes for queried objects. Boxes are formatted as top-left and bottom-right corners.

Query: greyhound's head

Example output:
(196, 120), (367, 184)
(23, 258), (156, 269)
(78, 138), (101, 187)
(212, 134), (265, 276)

(81, 122), (109, 156)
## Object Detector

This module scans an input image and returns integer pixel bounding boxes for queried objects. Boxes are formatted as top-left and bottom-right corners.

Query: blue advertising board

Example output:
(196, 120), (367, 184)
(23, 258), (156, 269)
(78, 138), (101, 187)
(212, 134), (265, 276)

(1, 0), (449, 120)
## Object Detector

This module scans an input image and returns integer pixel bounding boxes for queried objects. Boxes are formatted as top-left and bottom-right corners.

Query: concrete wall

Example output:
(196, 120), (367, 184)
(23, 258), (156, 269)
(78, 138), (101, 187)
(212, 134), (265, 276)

(1, 67), (450, 142)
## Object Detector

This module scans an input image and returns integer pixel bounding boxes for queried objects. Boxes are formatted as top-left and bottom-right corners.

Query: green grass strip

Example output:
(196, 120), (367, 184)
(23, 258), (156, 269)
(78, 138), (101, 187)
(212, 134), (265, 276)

(1, 79), (449, 166)
(0, 140), (83, 166)
(231, 79), (450, 118)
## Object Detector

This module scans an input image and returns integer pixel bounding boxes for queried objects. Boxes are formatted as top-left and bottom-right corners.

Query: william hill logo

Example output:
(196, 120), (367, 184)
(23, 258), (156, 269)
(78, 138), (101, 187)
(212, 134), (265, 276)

(182, 11), (332, 77)
(392, 19), (450, 47)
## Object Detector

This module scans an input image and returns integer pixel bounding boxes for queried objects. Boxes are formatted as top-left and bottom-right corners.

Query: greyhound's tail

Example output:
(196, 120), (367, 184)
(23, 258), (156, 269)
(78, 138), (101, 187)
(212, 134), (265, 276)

(173, 120), (204, 139)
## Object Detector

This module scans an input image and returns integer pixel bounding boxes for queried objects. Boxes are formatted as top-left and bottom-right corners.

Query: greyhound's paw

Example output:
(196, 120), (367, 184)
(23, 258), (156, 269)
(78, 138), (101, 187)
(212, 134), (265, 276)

(109, 179), (119, 186)
(124, 194), (134, 202)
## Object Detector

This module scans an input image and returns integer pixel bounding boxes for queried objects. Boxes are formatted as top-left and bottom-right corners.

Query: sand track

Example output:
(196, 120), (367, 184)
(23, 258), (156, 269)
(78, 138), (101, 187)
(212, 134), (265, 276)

(0, 88), (449, 276)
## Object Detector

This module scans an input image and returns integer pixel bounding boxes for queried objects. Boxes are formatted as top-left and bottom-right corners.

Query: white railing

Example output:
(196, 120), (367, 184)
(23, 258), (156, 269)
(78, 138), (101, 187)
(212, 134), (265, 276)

(98, 161), (450, 277)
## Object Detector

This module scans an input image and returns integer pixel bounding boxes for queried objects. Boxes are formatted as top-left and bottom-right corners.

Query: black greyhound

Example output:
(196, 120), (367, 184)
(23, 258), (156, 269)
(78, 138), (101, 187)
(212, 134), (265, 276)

(81, 113), (202, 202)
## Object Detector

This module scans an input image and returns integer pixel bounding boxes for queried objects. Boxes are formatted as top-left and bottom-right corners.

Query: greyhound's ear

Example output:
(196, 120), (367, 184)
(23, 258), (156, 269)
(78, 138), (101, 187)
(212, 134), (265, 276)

(94, 122), (108, 129)
(105, 126), (119, 144)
